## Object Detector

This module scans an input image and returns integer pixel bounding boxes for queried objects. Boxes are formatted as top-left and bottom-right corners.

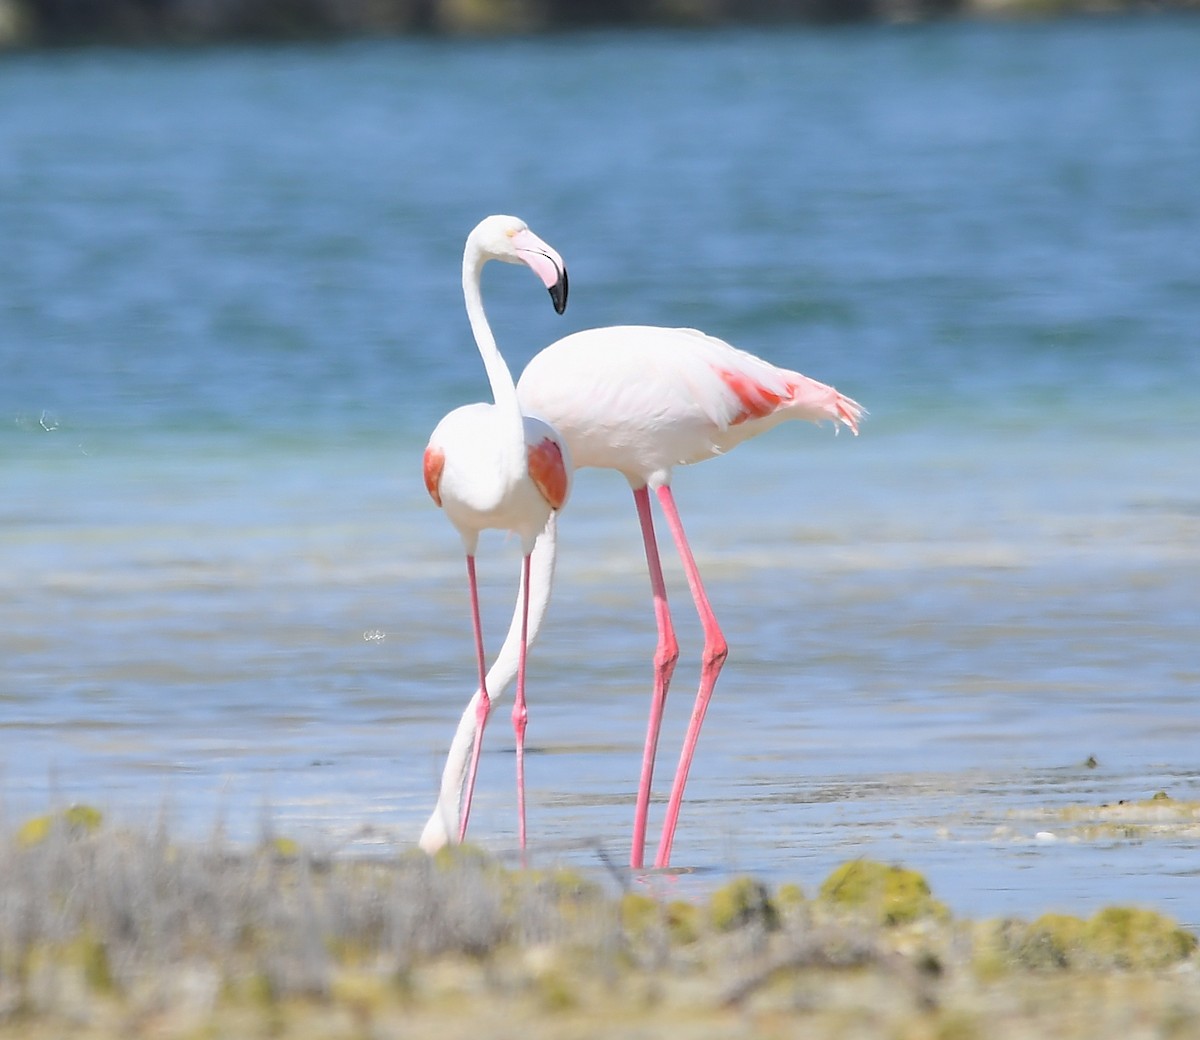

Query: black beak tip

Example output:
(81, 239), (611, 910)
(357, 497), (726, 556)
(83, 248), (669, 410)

(550, 269), (568, 315)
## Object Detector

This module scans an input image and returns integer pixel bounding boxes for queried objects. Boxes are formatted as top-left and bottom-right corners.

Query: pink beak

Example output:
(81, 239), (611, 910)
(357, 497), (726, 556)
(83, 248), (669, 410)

(511, 228), (569, 314)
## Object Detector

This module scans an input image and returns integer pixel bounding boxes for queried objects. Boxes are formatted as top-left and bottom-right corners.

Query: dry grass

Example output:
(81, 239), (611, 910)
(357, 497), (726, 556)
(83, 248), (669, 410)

(0, 806), (1197, 1039)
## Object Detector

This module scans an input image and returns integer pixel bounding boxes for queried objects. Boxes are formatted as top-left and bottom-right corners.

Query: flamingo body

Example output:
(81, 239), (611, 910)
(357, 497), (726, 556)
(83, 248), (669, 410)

(425, 409), (568, 553)
(518, 326), (861, 486)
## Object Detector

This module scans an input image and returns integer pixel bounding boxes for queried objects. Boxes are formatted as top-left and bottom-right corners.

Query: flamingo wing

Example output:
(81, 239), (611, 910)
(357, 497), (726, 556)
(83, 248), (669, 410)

(423, 445), (446, 507)
(519, 325), (861, 480)
(527, 436), (569, 510)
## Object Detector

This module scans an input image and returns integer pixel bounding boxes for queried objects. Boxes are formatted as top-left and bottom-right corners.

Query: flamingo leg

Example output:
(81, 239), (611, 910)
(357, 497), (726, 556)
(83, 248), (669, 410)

(630, 485), (680, 870)
(512, 553), (532, 851)
(458, 554), (491, 843)
(653, 485), (728, 869)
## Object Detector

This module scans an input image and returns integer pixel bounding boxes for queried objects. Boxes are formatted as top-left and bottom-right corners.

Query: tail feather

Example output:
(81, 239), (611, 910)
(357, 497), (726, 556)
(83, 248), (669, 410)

(834, 391), (865, 434)
(783, 373), (865, 435)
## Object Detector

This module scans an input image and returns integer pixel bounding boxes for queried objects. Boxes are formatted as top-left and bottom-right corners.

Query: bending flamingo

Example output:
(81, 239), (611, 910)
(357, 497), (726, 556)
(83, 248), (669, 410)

(421, 214), (571, 852)
(421, 323), (862, 868)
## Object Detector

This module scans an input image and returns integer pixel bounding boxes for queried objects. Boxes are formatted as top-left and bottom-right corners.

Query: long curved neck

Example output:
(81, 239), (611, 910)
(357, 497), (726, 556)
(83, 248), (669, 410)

(462, 245), (525, 455)
(418, 512), (559, 853)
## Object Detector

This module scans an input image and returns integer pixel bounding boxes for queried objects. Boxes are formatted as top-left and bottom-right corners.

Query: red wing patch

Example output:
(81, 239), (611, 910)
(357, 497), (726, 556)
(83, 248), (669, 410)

(422, 445), (445, 507)
(715, 366), (788, 426)
(527, 437), (568, 510)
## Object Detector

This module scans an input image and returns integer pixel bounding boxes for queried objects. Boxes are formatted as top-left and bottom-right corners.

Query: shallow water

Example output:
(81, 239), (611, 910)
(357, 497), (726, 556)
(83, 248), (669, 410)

(2, 18), (1199, 925)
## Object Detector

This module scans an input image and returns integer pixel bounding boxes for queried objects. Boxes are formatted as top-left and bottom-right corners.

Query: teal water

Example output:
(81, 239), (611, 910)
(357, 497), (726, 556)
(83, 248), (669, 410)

(2, 19), (1199, 922)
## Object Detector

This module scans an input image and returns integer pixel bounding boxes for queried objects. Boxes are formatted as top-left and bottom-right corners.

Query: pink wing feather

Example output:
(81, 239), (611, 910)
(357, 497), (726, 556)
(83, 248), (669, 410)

(712, 362), (862, 434)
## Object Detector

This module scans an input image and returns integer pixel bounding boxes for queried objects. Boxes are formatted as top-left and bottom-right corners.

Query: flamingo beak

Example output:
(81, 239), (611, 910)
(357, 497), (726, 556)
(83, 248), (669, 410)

(548, 264), (569, 315)
(512, 229), (569, 315)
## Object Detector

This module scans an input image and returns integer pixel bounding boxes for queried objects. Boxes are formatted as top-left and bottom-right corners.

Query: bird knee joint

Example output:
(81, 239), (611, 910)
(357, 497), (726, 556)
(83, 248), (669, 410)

(705, 641), (729, 669)
(654, 642), (680, 672)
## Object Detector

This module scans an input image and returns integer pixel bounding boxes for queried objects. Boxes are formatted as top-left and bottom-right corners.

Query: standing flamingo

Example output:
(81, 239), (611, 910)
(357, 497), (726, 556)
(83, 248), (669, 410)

(421, 214), (571, 852)
(421, 323), (862, 868)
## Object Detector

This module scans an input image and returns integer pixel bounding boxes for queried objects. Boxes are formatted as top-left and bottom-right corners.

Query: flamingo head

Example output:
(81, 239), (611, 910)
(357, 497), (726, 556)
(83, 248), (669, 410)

(469, 214), (569, 315)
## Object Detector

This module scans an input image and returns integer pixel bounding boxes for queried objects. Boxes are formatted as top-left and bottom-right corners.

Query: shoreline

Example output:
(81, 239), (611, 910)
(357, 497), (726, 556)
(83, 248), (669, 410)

(1, 0), (1197, 51)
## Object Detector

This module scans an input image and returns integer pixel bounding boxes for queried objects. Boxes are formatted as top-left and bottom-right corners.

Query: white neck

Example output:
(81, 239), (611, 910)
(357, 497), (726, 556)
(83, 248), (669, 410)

(462, 243), (525, 459)
(419, 512), (559, 852)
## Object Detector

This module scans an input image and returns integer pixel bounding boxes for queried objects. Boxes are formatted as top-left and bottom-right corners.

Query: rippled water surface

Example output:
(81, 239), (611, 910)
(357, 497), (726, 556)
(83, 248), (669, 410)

(2, 18), (1199, 924)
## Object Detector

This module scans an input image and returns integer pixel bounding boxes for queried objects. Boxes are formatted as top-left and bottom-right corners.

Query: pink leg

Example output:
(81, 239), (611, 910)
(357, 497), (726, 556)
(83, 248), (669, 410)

(630, 485), (679, 870)
(654, 485), (728, 869)
(458, 555), (491, 843)
(512, 553), (532, 850)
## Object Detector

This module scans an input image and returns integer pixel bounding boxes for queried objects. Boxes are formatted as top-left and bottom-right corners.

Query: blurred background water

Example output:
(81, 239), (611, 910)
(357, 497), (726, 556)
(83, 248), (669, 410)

(2, 17), (1198, 923)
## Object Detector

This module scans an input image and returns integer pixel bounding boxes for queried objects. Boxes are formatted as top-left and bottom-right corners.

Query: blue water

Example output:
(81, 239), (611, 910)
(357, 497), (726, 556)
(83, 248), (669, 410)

(3, 19), (1199, 924)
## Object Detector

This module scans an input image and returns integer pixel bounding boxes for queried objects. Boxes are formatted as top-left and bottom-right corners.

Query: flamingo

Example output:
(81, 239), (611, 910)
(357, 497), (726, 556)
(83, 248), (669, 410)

(421, 323), (862, 868)
(420, 214), (571, 852)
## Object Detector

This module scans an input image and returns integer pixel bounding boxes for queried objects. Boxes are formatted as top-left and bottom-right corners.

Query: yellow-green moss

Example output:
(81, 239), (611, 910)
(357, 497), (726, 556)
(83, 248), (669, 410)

(266, 835), (301, 859)
(969, 922), (1012, 981)
(664, 901), (701, 944)
(1013, 912), (1088, 970)
(775, 882), (806, 913)
(16, 804), (104, 846)
(818, 860), (949, 926)
(616, 891), (702, 945)
(708, 876), (779, 932)
(932, 1010), (983, 1040)
(432, 842), (502, 874)
(16, 816), (51, 847)
(533, 967), (579, 1012)
(1083, 907), (1197, 969)
(79, 935), (114, 994)
(329, 971), (390, 1016)
(620, 892), (660, 937)
(518, 867), (603, 905)
(62, 804), (104, 832)
(243, 970), (279, 1009)
(992, 906), (1196, 972)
